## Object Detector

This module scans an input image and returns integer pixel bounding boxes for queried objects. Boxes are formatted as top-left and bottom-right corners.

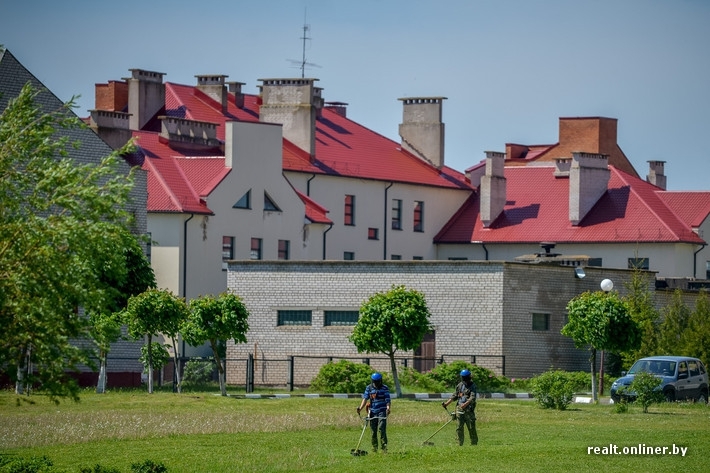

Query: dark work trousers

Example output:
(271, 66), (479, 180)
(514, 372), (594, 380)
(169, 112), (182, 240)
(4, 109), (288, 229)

(369, 415), (388, 451)
(456, 409), (478, 445)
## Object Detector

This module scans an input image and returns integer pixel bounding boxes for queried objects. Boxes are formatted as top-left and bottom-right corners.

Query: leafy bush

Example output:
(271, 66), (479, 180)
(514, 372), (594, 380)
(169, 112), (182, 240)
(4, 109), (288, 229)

(310, 360), (391, 393)
(0, 455), (54, 473)
(530, 369), (576, 410)
(628, 371), (664, 413)
(130, 459), (168, 473)
(397, 366), (446, 393)
(139, 343), (171, 373)
(182, 360), (216, 385)
(428, 361), (508, 392)
(79, 465), (121, 473)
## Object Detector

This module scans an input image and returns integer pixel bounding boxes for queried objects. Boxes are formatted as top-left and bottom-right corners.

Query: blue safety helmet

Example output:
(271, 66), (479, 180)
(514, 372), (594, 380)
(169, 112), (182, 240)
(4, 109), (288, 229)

(371, 372), (383, 381)
(460, 369), (471, 378)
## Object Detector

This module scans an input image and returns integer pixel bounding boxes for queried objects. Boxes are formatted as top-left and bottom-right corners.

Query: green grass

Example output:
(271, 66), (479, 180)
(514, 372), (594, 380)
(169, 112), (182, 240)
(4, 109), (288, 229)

(1, 388), (708, 472)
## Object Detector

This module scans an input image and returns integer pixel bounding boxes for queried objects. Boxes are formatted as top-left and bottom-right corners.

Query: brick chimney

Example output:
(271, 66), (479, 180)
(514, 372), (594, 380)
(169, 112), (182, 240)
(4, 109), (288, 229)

(258, 78), (323, 159)
(398, 97), (446, 169)
(196, 75), (228, 113)
(226, 81), (245, 109)
(125, 69), (166, 131)
(647, 160), (667, 190)
(569, 152), (610, 226)
(480, 151), (507, 227)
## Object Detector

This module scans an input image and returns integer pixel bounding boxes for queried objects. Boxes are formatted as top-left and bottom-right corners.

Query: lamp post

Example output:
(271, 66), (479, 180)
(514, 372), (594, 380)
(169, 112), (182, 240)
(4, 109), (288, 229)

(600, 278), (613, 399)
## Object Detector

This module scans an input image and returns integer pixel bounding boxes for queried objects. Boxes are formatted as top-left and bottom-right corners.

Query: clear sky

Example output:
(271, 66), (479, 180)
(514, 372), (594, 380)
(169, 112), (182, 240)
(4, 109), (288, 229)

(2, 0), (709, 190)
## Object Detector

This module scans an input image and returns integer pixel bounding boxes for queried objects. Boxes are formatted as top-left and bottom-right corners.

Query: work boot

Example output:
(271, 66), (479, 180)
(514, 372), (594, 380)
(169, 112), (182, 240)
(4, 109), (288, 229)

(381, 444), (387, 453)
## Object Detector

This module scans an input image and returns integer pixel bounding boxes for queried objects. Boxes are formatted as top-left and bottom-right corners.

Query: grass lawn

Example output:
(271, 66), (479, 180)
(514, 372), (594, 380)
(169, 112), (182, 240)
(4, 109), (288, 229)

(1, 388), (708, 472)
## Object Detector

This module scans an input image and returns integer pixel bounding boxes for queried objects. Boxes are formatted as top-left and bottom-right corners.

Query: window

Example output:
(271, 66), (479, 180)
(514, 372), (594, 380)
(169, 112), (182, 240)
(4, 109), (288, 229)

(277, 310), (312, 326)
(344, 195), (355, 226)
(706, 261), (710, 279)
(344, 251), (355, 260)
(413, 256), (423, 260)
(222, 236), (234, 270)
(324, 310), (359, 326)
(448, 257), (468, 261)
(234, 190), (251, 209)
(250, 238), (262, 260)
(368, 228), (379, 240)
(264, 192), (281, 211)
(413, 201), (424, 232)
(391, 199), (402, 230)
(391, 255), (401, 260)
(532, 313), (550, 331)
(278, 240), (290, 260)
(628, 257), (649, 270)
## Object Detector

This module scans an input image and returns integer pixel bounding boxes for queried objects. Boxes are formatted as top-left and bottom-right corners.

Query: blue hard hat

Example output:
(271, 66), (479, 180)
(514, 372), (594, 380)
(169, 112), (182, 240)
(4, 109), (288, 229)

(460, 369), (471, 377)
(371, 372), (383, 381)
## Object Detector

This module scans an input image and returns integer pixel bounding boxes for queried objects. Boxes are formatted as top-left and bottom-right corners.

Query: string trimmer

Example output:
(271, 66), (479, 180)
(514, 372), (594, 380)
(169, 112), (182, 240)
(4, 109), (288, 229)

(350, 411), (369, 456)
(422, 404), (456, 446)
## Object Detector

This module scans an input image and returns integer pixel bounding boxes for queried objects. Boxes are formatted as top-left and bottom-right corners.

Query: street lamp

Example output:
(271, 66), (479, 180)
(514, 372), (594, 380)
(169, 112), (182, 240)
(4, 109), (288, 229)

(599, 278), (613, 399)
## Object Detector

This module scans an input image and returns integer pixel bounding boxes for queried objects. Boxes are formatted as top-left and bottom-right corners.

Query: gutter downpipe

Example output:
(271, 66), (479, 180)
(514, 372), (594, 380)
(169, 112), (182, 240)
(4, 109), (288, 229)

(306, 174), (316, 196)
(322, 223), (333, 260)
(694, 244), (706, 278)
(473, 241), (489, 260)
(180, 213), (194, 392)
(383, 182), (393, 260)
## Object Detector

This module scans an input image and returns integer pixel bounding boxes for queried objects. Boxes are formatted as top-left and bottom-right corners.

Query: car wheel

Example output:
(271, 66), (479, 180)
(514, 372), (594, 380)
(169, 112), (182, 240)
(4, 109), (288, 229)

(698, 389), (709, 404)
(664, 389), (675, 402)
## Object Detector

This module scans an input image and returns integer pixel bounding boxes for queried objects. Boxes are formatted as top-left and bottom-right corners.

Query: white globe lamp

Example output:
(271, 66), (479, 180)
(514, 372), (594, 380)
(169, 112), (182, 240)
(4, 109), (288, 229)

(600, 279), (614, 292)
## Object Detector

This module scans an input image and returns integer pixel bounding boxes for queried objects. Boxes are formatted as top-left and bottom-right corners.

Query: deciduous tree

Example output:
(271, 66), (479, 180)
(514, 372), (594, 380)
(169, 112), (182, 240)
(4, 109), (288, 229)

(349, 285), (432, 397)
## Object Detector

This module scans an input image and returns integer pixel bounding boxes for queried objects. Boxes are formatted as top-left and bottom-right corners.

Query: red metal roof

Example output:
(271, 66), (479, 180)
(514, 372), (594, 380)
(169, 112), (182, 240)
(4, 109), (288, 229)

(659, 192), (710, 228)
(435, 166), (706, 245)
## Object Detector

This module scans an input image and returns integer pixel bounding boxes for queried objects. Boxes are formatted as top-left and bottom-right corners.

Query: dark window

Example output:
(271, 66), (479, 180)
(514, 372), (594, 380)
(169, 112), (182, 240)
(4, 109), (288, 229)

(368, 228), (379, 240)
(222, 236), (234, 270)
(344, 251), (355, 260)
(392, 199), (402, 230)
(278, 240), (290, 260)
(413, 201), (424, 232)
(628, 257), (649, 270)
(277, 310), (312, 326)
(344, 195), (355, 226)
(413, 256), (423, 260)
(264, 192), (281, 211)
(532, 313), (550, 331)
(234, 190), (251, 209)
(391, 255), (401, 260)
(448, 257), (469, 261)
(324, 310), (359, 326)
(250, 238), (262, 260)
(706, 261), (710, 279)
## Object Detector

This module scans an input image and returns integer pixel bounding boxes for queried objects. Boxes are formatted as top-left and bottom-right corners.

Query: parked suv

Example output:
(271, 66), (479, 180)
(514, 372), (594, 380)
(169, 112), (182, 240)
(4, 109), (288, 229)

(610, 356), (708, 403)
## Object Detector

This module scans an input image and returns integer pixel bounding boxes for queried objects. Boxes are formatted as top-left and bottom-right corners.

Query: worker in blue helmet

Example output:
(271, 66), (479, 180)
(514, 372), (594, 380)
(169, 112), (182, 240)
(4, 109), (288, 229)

(357, 372), (391, 453)
(442, 368), (478, 445)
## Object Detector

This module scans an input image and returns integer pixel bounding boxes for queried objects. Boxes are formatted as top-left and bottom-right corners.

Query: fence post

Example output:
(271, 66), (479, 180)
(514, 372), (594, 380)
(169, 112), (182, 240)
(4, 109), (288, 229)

(289, 356), (295, 392)
(246, 354), (254, 393)
(471, 355), (476, 365)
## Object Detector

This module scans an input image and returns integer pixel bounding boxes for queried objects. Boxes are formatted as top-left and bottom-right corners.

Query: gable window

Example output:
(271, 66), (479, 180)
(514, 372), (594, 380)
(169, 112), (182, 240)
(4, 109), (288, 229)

(277, 310), (312, 326)
(368, 228), (379, 240)
(628, 257), (649, 270)
(264, 192), (281, 211)
(344, 251), (355, 260)
(532, 313), (550, 331)
(344, 195), (355, 226)
(222, 236), (234, 270)
(250, 238), (262, 260)
(278, 240), (290, 260)
(234, 190), (251, 209)
(392, 199), (402, 230)
(413, 201), (424, 232)
(324, 310), (359, 326)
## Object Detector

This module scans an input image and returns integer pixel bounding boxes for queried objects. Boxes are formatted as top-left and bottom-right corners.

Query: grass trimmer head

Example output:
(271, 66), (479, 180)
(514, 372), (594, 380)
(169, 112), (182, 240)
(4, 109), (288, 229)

(350, 412), (369, 456)
(422, 405), (456, 446)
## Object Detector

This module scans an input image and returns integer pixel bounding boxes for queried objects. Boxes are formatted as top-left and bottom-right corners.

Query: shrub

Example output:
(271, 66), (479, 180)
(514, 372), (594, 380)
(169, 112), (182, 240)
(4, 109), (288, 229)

(628, 371), (664, 413)
(79, 465), (121, 473)
(428, 361), (508, 392)
(310, 360), (391, 393)
(397, 366), (447, 393)
(130, 459), (168, 473)
(530, 369), (576, 410)
(182, 360), (216, 385)
(0, 455), (53, 473)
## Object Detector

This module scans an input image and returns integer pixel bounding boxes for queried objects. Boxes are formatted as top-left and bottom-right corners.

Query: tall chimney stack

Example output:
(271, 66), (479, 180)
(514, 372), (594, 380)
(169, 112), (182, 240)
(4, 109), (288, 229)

(196, 75), (228, 113)
(125, 69), (165, 131)
(569, 152), (610, 225)
(647, 160), (667, 190)
(480, 151), (507, 227)
(398, 97), (446, 169)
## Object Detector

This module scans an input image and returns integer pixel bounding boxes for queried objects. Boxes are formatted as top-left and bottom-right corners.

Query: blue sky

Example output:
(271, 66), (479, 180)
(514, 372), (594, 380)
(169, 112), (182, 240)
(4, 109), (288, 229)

(2, 0), (709, 190)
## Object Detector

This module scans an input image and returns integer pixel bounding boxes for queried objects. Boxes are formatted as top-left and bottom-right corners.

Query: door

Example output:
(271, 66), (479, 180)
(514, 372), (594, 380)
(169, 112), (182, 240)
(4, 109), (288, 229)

(414, 332), (435, 373)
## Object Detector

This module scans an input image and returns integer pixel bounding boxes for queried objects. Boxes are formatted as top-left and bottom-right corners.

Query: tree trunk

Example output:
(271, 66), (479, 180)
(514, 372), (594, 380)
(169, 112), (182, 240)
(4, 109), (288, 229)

(96, 350), (107, 394)
(211, 339), (227, 396)
(171, 338), (181, 394)
(388, 351), (401, 398)
(590, 348), (598, 403)
(147, 334), (154, 394)
(15, 362), (24, 395)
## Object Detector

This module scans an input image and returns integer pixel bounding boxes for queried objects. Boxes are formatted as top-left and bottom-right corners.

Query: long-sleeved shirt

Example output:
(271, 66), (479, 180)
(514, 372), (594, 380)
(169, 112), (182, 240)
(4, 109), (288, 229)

(363, 382), (391, 416)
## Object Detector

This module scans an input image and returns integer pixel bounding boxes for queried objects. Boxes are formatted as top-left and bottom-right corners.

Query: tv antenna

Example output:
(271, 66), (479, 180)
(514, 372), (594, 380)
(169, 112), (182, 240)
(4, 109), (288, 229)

(288, 10), (321, 78)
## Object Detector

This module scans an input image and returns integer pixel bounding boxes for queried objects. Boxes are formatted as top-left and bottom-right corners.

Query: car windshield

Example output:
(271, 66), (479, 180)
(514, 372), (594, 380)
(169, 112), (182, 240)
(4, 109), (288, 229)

(628, 360), (676, 376)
